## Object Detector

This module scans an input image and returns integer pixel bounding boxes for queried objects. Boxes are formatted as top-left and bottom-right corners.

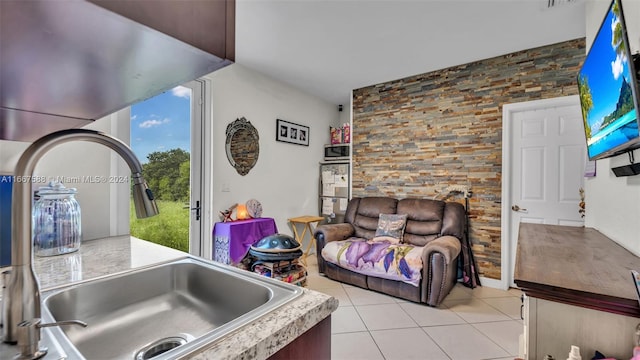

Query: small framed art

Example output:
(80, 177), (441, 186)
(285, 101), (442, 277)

(276, 119), (309, 146)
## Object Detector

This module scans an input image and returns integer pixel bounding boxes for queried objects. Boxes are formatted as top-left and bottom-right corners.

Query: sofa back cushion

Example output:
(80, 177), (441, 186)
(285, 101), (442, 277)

(345, 197), (398, 239)
(344, 197), (466, 247)
(398, 198), (446, 246)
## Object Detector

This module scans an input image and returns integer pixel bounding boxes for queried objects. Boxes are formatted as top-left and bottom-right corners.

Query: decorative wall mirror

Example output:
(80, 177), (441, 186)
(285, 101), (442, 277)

(225, 117), (259, 176)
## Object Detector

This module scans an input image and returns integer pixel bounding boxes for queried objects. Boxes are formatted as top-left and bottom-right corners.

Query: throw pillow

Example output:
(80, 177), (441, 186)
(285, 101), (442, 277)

(372, 213), (408, 244)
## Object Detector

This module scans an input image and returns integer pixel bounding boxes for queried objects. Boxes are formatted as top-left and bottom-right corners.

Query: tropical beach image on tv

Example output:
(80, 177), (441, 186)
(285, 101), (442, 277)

(577, 0), (640, 160)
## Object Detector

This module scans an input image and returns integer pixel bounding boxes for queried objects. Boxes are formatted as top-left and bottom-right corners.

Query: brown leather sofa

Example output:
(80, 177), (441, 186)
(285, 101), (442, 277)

(314, 197), (467, 306)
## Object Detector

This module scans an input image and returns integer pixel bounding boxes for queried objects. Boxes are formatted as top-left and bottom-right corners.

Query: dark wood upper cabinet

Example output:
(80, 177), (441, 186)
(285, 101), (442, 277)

(0, 0), (234, 142)
(89, 0), (235, 61)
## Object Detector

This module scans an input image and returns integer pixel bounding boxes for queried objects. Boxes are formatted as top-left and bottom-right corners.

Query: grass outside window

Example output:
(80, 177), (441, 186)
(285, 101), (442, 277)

(129, 200), (189, 252)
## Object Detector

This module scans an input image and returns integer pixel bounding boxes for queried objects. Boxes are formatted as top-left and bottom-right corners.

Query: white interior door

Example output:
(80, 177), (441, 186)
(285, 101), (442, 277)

(502, 96), (587, 288)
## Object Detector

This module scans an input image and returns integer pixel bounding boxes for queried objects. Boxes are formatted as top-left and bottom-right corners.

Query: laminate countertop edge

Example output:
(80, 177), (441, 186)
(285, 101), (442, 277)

(0, 235), (339, 359)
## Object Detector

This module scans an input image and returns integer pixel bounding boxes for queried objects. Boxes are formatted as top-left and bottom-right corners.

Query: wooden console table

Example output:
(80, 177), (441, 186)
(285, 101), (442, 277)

(515, 223), (640, 359)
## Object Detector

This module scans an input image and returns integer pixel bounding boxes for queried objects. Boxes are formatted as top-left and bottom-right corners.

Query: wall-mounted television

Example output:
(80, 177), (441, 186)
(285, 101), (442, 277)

(577, 0), (640, 161)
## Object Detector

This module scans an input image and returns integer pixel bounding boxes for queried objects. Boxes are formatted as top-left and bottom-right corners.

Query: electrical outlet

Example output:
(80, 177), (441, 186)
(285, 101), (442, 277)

(221, 183), (230, 192)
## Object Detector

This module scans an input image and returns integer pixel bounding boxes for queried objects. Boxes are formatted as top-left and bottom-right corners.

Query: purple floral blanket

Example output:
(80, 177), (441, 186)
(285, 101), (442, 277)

(321, 237), (424, 287)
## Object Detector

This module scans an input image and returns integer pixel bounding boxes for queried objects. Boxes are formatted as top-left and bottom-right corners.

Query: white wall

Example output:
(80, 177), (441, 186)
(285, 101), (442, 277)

(0, 111), (130, 241)
(1, 62), (338, 252)
(584, 0), (640, 255)
(338, 107), (350, 128)
(204, 64), (338, 239)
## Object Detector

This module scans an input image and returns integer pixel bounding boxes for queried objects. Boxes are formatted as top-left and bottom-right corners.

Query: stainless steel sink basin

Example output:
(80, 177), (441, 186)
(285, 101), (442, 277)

(40, 256), (303, 359)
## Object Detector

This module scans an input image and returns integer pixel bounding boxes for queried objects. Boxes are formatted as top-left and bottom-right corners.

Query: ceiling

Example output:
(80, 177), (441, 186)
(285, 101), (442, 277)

(235, 0), (586, 106)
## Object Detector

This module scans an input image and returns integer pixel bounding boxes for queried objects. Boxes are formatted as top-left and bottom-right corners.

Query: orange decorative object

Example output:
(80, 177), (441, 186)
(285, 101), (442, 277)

(236, 204), (249, 220)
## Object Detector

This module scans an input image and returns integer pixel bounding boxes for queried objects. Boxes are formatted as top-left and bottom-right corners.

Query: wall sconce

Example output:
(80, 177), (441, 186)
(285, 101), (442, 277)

(236, 203), (249, 220)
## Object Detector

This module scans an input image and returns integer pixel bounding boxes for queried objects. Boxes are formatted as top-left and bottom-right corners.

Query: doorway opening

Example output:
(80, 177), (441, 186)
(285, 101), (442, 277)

(129, 81), (205, 255)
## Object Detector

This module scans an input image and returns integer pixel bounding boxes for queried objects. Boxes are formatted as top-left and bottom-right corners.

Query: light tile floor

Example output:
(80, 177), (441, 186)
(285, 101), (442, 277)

(304, 255), (523, 360)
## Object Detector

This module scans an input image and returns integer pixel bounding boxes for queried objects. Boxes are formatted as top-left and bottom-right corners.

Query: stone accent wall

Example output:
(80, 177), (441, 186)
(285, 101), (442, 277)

(352, 38), (585, 280)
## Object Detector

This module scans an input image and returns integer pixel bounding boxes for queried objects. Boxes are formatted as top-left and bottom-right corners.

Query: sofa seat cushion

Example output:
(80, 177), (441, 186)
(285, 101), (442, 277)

(321, 237), (424, 287)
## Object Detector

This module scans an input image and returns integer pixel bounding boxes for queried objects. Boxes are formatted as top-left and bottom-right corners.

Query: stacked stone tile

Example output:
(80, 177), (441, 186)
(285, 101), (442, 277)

(352, 38), (585, 280)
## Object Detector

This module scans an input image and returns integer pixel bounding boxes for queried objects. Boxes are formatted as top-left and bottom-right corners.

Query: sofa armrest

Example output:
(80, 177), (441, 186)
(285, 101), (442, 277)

(314, 223), (355, 274)
(315, 223), (355, 244)
(421, 235), (461, 265)
(421, 235), (462, 306)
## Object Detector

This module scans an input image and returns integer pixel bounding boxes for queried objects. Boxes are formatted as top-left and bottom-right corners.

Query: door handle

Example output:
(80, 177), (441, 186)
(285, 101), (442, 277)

(191, 200), (201, 221)
(511, 205), (527, 212)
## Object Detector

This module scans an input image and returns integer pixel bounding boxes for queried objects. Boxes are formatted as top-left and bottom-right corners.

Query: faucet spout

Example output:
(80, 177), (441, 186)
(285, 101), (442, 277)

(2, 129), (159, 344)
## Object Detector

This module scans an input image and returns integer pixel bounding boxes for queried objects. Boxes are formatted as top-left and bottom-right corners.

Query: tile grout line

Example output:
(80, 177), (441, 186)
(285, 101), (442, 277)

(468, 321), (521, 357)
(341, 283), (387, 359)
(476, 296), (523, 321)
(417, 323), (455, 360)
(473, 289), (524, 354)
(311, 262), (520, 359)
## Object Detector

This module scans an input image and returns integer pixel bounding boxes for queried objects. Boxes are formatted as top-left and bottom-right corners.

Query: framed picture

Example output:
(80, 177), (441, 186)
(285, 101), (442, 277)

(276, 119), (309, 146)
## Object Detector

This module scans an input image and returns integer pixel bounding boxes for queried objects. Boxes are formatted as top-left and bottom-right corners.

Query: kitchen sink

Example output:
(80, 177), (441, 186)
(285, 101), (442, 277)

(40, 256), (303, 359)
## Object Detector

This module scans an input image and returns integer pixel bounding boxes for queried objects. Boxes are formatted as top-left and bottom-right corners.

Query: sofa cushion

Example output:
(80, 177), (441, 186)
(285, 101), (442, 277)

(373, 214), (408, 244)
(321, 238), (424, 287)
(398, 198), (446, 246)
(349, 197), (398, 239)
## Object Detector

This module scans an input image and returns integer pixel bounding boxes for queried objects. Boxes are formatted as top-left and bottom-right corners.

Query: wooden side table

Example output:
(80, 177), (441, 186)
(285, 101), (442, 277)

(288, 216), (324, 266)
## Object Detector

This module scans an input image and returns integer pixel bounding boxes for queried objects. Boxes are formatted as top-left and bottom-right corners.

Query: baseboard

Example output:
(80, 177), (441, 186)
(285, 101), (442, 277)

(479, 276), (508, 290)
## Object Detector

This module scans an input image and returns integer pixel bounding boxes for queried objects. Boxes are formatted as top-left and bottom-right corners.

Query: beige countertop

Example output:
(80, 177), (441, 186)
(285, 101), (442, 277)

(1, 236), (338, 359)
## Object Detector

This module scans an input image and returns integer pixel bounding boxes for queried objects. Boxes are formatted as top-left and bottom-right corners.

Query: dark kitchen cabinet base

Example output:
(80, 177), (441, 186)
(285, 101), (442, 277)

(268, 315), (331, 360)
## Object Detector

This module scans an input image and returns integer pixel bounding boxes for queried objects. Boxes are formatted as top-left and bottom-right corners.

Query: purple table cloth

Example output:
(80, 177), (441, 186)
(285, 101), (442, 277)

(212, 218), (278, 264)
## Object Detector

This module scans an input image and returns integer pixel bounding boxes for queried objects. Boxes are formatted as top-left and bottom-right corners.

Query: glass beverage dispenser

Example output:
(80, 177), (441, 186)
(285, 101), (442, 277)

(32, 181), (81, 256)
